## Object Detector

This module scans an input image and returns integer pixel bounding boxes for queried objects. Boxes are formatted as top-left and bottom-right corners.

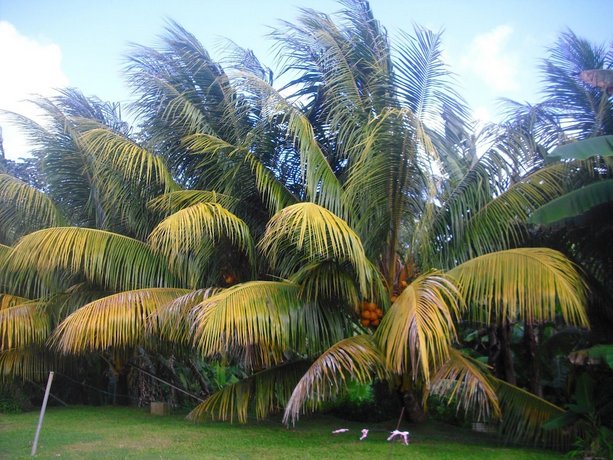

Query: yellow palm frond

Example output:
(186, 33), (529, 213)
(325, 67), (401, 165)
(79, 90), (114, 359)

(429, 348), (500, 421)
(0, 174), (63, 244)
(0, 347), (56, 381)
(283, 335), (387, 426)
(448, 248), (588, 326)
(148, 203), (255, 278)
(375, 273), (459, 383)
(50, 288), (190, 354)
(191, 281), (301, 369)
(78, 127), (179, 193)
(150, 288), (221, 345)
(0, 293), (30, 310)
(0, 301), (48, 351)
(7, 227), (177, 292)
(260, 202), (377, 299)
(188, 361), (310, 423)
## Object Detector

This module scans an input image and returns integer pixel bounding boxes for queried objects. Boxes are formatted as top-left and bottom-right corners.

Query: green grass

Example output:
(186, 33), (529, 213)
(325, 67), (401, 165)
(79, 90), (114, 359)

(1, 406), (562, 459)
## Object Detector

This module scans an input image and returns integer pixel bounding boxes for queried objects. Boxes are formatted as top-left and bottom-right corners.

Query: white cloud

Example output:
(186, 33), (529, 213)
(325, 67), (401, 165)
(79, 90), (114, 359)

(460, 25), (519, 93)
(0, 21), (68, 160)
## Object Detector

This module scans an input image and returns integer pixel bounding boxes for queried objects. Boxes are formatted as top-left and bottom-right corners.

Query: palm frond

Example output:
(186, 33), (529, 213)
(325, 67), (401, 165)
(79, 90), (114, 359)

(448, 248), (588, 326)
(182, 133), (297, 213)
(190, 281), (301, 369)
(0, 293), (30, 310)
(188, 361), (310, 423)
(8, 227), (177, 292)
(150, 288), (221, 345)
(0, 174), (64, 244)
(50, 288), (190, 354)
(495, 378), (572, 448)
(148, 202), (255, 280)
(429, 348), (500, 421)
(0, 301), (48, 351)
(259, 202), (377, 299)
(283, 335), (387, 425)
(375, 273), (459, 383)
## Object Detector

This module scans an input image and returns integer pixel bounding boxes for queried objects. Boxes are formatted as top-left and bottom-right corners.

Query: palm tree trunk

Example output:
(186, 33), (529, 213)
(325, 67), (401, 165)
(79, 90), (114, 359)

(498, 319), (517, 385)
(524, 322), (543, 397)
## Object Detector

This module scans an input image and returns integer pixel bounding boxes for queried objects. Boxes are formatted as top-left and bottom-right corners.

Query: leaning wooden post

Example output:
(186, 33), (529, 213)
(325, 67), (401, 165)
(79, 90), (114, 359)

(31, 371), (54, 456)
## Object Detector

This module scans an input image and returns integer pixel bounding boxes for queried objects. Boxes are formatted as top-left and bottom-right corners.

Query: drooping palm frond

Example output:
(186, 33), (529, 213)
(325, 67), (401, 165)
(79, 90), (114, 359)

(429, 348), (500, 422)
(259, 202), (377, 299)
(190, 281), (302, 369)
(0, 347), (56, 381)
(150, 288), (221, 345)
(148, 202), (256, 282)
(188, 361), (310, 423)
(7, 227), (177, 293)
(495, 378), (572, 448)
(50, 288), (190, 354)
(0, 174), (64, 244)
(375, 273), (459, 384)
(448, 248), (588, 326)
(283, 335), (387, 425)
(0, 301), (48, 351)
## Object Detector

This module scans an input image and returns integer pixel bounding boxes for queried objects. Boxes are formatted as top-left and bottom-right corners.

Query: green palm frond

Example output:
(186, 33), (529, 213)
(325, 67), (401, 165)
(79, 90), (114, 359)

(233, 73), (347, 218)
(260, 202), (376, 298)
(0, 174), (64, 244)
(182, 134), (297, 213)
(375, 273), (459, 383)
(8, 227), (177, 293)
(448, 248), (588, 326)
(495, 378), (572, 448)
(283, 335), (387, 426)
(50, 288), (190, 354)
(0, 301), (49, 351)
(148, 190), (238, 215)
(191, 281), (301, 369)
(148, 202), (255, 280)
(429, 348), (500, 421)
(188, 361), (310, 423)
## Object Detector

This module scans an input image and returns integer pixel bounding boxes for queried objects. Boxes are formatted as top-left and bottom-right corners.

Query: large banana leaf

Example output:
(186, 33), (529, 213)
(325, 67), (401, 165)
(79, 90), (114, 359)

(547, 135), (613, 160)
(530, 179), (613, 225)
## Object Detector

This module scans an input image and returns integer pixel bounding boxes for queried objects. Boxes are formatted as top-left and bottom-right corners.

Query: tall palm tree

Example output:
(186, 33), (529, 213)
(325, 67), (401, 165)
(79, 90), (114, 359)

(0, 0), (589, 447)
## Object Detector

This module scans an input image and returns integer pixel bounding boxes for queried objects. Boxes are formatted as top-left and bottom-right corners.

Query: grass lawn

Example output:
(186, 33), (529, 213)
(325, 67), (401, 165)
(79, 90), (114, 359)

(1, 406), (562, 459)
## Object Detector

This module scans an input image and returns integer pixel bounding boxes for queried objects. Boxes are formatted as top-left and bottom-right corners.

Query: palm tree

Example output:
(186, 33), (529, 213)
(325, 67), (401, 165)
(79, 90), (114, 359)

(0, 0), (589, 447)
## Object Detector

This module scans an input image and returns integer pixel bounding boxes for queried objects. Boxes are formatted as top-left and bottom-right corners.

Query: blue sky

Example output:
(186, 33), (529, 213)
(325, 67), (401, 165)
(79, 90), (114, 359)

(1, 0), (611, 159)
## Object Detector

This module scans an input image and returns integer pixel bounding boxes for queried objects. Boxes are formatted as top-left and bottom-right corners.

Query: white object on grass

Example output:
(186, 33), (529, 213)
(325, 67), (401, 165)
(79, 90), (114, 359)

(359, 429), (369, 440)
(332, 428), (349, 434)
(387, 429), (410, 445)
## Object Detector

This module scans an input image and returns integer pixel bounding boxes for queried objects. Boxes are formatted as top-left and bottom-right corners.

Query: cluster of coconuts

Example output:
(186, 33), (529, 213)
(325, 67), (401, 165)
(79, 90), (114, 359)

(360, 301), (384, 328)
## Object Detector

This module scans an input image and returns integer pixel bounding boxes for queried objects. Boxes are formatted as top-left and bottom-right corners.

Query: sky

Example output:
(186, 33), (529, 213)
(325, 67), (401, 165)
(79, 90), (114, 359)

(1, 0), (611, 160)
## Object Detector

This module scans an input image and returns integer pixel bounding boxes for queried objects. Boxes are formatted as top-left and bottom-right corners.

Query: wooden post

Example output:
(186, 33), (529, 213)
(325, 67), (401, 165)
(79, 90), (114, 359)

(31, 371), (54, 456)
